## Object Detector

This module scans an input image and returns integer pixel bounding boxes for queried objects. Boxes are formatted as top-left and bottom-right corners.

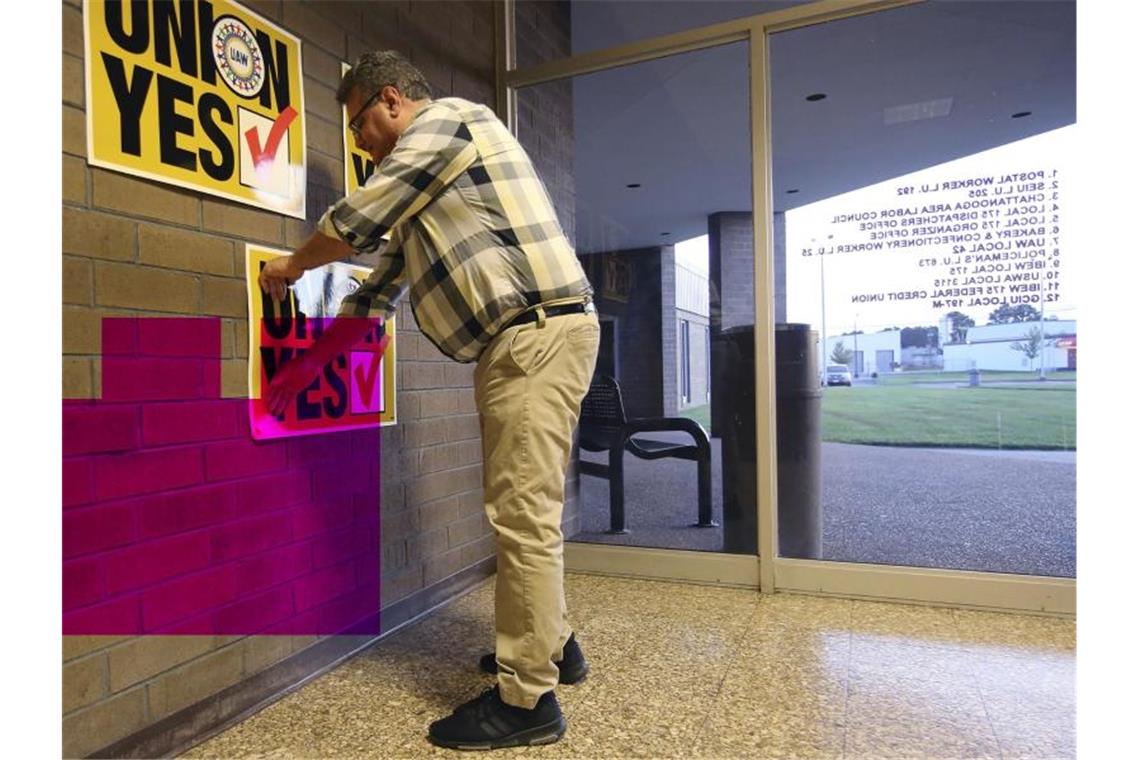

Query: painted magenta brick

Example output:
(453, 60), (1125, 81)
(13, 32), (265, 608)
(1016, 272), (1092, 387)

(140, 400), (241, 446)
(204, 439), (288, 482)
(153, 610), (216, 635)
(287, 434), (347, 466)
(137, 483), (236, 539)
(292, 499), (356, 541)
(62, 403), (139, 455)
(141, 565), (239, 631)
(211, 513), (293, 562)
(312, 464), (375, 500)
(310, 527), (364, 570)
(232, 471), (313, 514)
(137, 318), (222, 357)
(63, 595), (142, 635)
(235, 542), (312, 591)
(355, 554), (380, 587)
(102, 357), (212, 401)
(104, 531), (212, 595)
(293, 561), (358, 612)
(93, 446), (204, 501)
(62, 459), (93, 508)
(214, 586), (295, 633)
(63, 316), (381, 635)
(260, 608), (321, 636)
(63, 501), (136, 558)
(101, 318), (138, 355)
(314, 582), (380, 634)
(63, 558), (103, 610)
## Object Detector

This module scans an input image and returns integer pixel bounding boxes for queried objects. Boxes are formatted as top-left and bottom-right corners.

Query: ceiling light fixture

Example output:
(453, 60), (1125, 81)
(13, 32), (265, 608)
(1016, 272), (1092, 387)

(806, 93), (826, 102)
(1011, 111), (1032, 119)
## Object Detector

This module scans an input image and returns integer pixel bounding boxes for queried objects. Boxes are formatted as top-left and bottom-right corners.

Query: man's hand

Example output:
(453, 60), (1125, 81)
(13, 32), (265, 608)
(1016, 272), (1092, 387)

(265, 352), (322, 416)
(262, 317), (385, 418)
(259, 255), (305, 302)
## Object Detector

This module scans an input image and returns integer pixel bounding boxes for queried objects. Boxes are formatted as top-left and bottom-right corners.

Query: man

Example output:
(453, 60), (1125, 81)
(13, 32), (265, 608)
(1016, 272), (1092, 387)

(259, 51), (599, 750)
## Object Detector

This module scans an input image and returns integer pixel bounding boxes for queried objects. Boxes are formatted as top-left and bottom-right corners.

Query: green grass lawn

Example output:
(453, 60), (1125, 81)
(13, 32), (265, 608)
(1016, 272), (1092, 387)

(681, 383), (1075, 449)
(879, 369), (1076, 386)
(680, 403), (711, 431)
(821, 385), (1075, 449)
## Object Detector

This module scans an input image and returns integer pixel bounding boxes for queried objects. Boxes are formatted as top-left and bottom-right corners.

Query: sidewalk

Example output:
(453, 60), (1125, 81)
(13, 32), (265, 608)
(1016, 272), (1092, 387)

(576, 438), (1076, 578)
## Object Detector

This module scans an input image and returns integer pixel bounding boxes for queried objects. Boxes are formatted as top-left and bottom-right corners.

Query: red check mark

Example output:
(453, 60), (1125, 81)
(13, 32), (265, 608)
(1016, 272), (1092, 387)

(245, 106), (298, 168)
(353, 352), (382, 406)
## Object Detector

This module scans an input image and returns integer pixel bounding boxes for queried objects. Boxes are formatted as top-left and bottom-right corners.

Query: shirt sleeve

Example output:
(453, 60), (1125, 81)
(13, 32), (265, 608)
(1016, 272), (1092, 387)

(318, 102), (479, 254)
(337, 236), (408, 319)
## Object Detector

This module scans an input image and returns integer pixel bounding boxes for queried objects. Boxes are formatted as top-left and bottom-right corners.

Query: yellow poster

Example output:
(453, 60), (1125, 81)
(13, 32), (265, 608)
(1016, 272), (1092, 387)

(342, 61), (377, 195)
(245, 244), (397, 439)
(84, 0), (306, 218)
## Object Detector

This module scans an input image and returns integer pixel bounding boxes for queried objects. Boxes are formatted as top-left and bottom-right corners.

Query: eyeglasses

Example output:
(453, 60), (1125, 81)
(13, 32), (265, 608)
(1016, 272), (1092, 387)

(348, 90), (383, 136)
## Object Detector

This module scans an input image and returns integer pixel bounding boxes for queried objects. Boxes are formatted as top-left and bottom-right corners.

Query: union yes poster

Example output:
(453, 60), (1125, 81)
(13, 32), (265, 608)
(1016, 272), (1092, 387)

(84, 0), (307, 217)
(246, 244), (397, 440)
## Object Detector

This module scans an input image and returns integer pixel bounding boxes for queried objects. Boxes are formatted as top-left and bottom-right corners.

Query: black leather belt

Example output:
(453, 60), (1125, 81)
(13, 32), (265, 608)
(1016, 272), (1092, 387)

(506, 301), (592, 329)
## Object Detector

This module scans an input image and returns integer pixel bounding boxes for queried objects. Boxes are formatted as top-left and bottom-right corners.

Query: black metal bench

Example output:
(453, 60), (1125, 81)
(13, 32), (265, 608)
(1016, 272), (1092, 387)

(577, 375), (715, 534)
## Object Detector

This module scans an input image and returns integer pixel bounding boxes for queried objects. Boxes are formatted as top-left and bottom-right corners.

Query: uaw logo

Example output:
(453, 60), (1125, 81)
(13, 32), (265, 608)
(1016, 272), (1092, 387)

(213, 16), (264, 98)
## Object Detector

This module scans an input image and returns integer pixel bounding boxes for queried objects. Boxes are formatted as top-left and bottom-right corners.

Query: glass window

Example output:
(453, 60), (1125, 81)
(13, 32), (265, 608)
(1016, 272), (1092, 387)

(771, 2), (1076, 577)
(517, 41), (754, 554)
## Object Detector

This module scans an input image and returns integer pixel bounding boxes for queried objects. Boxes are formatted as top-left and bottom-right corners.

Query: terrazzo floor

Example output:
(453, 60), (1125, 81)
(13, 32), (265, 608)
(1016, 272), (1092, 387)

(180, 574), (1075, 759)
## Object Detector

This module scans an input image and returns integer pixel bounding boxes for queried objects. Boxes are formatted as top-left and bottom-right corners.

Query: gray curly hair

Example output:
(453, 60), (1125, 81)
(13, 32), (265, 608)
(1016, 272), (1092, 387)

(336, 51), (433, 104)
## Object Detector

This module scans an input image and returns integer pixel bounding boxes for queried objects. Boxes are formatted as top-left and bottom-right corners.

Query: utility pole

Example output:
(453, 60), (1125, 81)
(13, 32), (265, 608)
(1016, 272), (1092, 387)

(818, 238), (827, 378)
(817, 234), (832, 380)
(1038, 288), (1047, 380)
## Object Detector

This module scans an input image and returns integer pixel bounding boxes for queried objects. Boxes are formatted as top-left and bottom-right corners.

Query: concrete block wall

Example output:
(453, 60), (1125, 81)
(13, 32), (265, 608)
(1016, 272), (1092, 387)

(708, 212), (755, 333)
(61, 1), (509, 755)
(514, 0), (574, 241)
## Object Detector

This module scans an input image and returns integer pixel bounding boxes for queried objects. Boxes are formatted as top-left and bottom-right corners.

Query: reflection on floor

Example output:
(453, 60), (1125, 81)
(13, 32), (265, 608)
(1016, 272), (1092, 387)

(180, 574), (1074, 759)
(575, 437), (1076, 578)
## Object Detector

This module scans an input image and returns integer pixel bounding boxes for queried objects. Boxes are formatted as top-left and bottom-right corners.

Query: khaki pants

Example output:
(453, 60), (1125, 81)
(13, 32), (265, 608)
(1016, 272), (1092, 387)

(473, 306), (600, 709)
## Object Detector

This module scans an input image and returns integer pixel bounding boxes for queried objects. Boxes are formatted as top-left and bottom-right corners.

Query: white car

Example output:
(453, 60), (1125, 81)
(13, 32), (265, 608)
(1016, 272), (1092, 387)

(823, 364), (853, 386)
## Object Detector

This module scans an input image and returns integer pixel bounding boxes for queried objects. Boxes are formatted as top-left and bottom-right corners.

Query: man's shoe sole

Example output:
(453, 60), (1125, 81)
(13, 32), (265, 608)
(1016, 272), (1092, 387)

(428, 716), (567, 750)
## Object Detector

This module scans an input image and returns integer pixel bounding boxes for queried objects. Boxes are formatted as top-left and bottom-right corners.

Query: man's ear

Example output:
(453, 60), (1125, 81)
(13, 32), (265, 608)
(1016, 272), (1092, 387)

(380, 85), (402, 114)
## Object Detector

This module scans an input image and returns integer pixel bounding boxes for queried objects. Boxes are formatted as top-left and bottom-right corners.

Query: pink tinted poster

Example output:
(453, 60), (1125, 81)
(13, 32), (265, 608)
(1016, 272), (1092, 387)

(246, 245), (397, 440)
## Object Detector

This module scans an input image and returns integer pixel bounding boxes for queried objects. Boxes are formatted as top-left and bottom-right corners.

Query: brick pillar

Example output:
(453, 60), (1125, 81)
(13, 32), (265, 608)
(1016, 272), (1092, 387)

(708, 212), (754, 437)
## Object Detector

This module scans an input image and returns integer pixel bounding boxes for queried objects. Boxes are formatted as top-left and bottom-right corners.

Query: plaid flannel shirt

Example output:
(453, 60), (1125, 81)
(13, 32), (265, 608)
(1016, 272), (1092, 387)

(318, 97), (593, 362)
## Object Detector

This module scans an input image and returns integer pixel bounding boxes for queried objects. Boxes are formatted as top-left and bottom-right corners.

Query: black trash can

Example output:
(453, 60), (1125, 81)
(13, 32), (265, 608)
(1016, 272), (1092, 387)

(716, 326), (757, 555)
(775, 324), (822, 559)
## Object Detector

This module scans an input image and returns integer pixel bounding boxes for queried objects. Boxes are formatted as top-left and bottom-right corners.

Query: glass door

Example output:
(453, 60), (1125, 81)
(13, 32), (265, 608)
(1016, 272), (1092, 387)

(512, 40), (760, 584)
(764, 1), (1075, 613)
(502, 0), (1076, 613)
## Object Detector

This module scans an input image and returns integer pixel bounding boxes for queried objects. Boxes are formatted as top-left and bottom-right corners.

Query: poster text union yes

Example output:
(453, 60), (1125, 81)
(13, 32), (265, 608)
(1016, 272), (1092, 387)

(84, 0), (307, 217)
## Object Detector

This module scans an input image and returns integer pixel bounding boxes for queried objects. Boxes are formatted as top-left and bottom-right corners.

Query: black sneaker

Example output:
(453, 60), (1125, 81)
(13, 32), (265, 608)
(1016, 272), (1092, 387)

(427, 686), (566, 750)
(478, 633), (589, 685)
